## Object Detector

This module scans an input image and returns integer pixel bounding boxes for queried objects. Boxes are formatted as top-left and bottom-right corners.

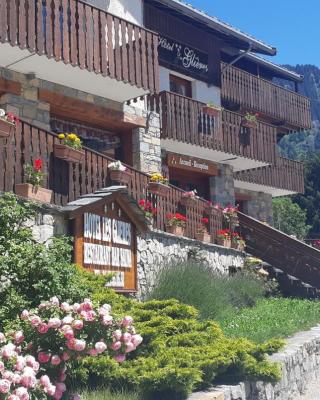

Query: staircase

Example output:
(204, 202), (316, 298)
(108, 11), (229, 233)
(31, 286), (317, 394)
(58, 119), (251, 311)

(238, 212), (320, 297)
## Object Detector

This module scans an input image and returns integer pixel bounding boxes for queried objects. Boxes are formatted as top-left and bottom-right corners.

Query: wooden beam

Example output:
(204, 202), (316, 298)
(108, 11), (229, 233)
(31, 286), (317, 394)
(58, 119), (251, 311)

(39, 89), (146, 131)
(0, 77), (21, 96)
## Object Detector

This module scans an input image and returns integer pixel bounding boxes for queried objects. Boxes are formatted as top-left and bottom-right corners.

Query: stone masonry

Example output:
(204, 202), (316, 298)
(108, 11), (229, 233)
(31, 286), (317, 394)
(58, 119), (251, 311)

(209, 164), (235, 207)
(236, 188), (274, 225)
(188, 325), (320, 400)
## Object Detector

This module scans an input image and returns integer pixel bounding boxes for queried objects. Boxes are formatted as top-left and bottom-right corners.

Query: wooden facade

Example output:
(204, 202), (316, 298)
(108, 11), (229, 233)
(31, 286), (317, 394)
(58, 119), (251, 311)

(0, 0), (159, 93)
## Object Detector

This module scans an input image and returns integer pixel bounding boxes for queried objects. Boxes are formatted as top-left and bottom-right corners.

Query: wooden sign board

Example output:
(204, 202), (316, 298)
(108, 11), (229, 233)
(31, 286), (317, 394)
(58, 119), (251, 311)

(167, 153), (219, 176)
(70, 193), (143, 293)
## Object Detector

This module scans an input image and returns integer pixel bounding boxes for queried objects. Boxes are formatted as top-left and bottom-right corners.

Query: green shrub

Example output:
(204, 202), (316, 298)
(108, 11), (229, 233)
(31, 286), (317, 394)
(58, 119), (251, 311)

(80, 389), (141, 400)
(0, 193), (107, 329)
(147, 261), (268, 320)
(221, 298), (320, 343)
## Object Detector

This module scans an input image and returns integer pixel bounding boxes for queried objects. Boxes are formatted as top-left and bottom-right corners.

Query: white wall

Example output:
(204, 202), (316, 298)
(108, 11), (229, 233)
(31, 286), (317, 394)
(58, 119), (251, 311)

(83, 0), (143, 25)
(159, 66), (221, 106)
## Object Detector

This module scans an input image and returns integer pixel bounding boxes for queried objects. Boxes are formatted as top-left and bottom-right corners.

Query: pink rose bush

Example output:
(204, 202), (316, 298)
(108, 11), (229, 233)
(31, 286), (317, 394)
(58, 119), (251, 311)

(0, 297), (142, 399)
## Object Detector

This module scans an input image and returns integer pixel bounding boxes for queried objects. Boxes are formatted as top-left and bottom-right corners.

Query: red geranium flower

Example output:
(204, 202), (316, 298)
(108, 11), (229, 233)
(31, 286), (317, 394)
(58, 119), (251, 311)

(34, 159), (42, 171)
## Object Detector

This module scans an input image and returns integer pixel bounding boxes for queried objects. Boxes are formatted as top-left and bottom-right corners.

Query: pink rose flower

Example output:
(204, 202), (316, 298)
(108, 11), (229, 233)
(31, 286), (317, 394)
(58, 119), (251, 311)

(38, 352), (51, 364)
(74, 340), (86, 352)
(72, 303), (81, 313)
(88, 349), (98, 357)
(20, 310), (29, 320)
(62, 316), (74, 325)
(110, 341), (122, 351)
(37, 322), (49, 335)
(64, 329), (74, 340)
(0, 332), (6, 343)
(102, 315), (113, 326)
(25, 356), (36, 368)
(50, 296), (60, 306)
(29, 315), (41, 327)
(72, 395), (81, 400)
(14, 356), (26, 371)
(95, 341), (107, 354)
(102, 304), (112, 313)
(122, 316), (133, 327)
(40, 375), (51, 387)
(2, 343), (16, 359)
(51, 355), (61, 366)
(54, 389), (63, 400)
(8, 395), (20, 400)
(46, 384), (56, 396)
(113, 330), (122, 341)
(0, 379), (11, 393)
(125, 342), (136, 353)
(14, 387), (30, 400)
(81, 299), (93, 311)
(56, 382), (67, 392)
(14, 331), (24, 344)
(72, 320), (84, 330)
(61, 352), (70, 362)
(20, 373), (36, 389)
(121, 333), (132, 343)
(131, 334), (143, 347)
(58, 371), (67, 382)
(61, 302), (71, 312)
(0, 361), (4, 371)
(2, 371), (14, 381)
(113, 354), (126, 363)
(48, 318), (61, 329)
(66, 339), (76, 350)
(12, 373), (21, 385)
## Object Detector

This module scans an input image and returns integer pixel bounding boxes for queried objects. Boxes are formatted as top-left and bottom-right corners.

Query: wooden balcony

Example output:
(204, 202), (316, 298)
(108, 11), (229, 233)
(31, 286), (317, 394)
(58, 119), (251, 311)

(221, 63), (312, 131)
(0, 119), (222, 241)
(147, 91), (277, 167)
(234, 157), (304, 195)
(0, 0), (159, 99)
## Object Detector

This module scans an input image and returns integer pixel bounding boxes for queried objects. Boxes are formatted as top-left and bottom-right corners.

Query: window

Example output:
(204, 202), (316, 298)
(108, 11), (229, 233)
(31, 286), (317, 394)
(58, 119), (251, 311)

(169, 74), (192, 98)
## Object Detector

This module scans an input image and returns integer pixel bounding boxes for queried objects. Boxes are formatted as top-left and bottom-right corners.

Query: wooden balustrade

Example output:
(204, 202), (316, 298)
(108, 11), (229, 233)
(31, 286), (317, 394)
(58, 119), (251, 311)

(0, 120), (222, 241)
(234, 157), (304, 193)
(221, 63), (312, 130)
(146, 91), (277, 164)
(0, 0), (159, 93)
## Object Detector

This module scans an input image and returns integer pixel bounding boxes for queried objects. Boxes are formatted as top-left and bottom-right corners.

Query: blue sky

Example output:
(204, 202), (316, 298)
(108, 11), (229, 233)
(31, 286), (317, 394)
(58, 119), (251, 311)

(188, 0), (320, 67)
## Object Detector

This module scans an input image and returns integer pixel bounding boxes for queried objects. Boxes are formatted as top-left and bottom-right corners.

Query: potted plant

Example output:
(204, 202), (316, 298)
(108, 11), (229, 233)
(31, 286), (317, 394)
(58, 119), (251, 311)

(0, 109), (19, 138)
(242, 112), (259, 129)
(15, 159), (52, 203)
(202, 101), (222, 117)
(54, 133), (85, 163)
(217, 229), (231, 248)
(223, 205), (239, 228)
(108, 160), (131, 185)
(195, 217), (211, 243)
(148, 173), (169, 196)
(165, 213), (187, 236)
(231, 232), (246, 251)
(180, 190), (198, 207)
(139, 199), (157, 228)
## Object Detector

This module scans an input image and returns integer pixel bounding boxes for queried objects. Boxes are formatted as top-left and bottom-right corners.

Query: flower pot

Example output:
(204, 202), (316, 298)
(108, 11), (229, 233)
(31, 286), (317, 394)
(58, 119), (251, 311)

(180, 196), (197, 208)
(202, 106), (220, 117)
(15, 183), (52, 203)
(54, 144), (85, 163)
(217, 238), (231, 248)
(241, 119), (257, 129)
(195, 232), (211, 243)
(148, 182), (170, 197)
(0, 119), (14, 138)
(166, 225), (185, 237)
(110, 169), (132, 185)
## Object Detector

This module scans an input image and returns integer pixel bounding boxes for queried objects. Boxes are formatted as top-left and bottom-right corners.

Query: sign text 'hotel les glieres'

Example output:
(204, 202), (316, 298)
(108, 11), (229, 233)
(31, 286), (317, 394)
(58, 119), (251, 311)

(83, 213), (133, 288)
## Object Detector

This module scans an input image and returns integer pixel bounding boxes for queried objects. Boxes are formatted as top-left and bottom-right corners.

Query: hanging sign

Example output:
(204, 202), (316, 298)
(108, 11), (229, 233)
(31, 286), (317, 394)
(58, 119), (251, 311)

(70, 193), (141, 292)
(158, 35), (209, 80)
(167, 153), (219, 176)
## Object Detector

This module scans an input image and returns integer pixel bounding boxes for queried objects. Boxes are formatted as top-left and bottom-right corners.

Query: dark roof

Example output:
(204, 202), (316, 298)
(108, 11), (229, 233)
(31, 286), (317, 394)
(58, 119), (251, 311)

(148, 0), (276, 56)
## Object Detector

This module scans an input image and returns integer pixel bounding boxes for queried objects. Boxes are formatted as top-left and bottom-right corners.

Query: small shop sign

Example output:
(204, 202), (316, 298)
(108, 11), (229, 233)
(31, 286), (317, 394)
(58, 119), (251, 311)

(167, 153), (218, 176)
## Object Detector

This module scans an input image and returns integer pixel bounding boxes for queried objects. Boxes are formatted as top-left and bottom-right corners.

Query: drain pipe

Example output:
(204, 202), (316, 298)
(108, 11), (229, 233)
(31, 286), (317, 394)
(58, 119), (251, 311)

(221, 43), (253, 73)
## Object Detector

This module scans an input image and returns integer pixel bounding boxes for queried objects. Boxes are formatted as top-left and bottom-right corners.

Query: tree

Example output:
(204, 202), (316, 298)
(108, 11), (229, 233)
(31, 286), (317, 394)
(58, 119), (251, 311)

(273, 197), (310, 239)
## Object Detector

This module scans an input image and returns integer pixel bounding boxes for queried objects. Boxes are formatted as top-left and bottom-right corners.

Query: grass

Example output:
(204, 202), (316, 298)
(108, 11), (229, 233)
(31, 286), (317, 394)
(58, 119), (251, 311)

(147, 260), (269, 320)
(80, 389), (141, 400)
(221, 297), (320, 343)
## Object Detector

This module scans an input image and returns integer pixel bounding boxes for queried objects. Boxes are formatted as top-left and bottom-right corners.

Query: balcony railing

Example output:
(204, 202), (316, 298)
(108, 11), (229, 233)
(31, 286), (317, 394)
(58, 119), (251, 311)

(147, 91), (277, 164)
(0, 0), (159, 93)
(0, 119), (222, 241)
(221, 63), (312, 130)
(234, 157), (304, 193)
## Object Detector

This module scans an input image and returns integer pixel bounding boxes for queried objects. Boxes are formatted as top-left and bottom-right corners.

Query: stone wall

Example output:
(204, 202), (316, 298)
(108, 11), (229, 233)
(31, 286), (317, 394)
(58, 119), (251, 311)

(189, 325), (320, 400)
(210, 164), (235, 207)
(236, 188), (273, 225)
(137, 230), (245, 297)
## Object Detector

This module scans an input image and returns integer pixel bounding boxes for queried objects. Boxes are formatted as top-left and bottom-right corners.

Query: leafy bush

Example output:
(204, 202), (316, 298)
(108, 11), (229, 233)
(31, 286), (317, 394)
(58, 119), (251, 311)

(81, 389), (140, 400)
(221, 298), (320, 343)
(147, 261), (268, 321)
(0, 193), (107, 329)
(73, 294), (282, 400)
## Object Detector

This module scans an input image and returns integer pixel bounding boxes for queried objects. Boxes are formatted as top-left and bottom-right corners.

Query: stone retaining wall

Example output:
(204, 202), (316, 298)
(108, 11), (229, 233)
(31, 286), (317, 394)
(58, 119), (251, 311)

(189, 325), (320, 400)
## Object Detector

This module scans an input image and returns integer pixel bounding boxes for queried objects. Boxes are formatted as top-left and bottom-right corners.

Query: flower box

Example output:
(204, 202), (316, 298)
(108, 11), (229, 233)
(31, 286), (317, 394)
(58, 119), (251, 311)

(54, 144), (85, 163)
(217, 238), (231, 248)
(0, 119), (14, 138)
(148, 182), (170, 197)
(15, 183), (52, 203)
(202, 106), (220, 117)
(180, 196), (197, 208)
(195, 232), (211, 243)
(110, 169), (132, 185)
(241, 119), (257, 129)
(166, 225), (185, 237)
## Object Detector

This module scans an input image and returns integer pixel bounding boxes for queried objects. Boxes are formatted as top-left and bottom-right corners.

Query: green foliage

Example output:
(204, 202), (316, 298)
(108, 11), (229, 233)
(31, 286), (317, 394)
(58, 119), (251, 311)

(146, 261), (269, 321)
(72, 297), (282, 400)
(273, 197), (310, 239)
(81, 389), (141, 400)
(221, 298), (320, 343)
(0, 193), (107, 329)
